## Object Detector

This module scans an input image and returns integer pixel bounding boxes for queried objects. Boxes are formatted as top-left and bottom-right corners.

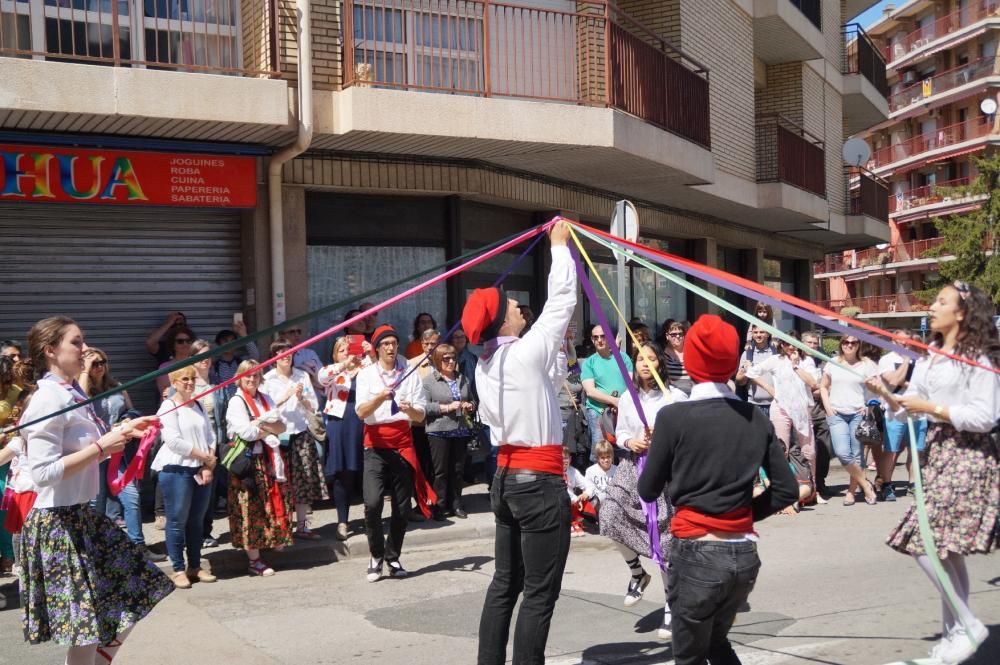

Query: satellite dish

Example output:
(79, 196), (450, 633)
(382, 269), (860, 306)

(981, 98), (997, 115)
(842, 138), (872, 167)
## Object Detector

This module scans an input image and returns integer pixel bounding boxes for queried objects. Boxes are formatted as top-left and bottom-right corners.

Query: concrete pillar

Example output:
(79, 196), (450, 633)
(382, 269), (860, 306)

(244, 169), (273, 333)
(691, 237), (718, 317)
(743, 248), (765, 312)
(446, 196), (463, 327)
(282, 185), (309, 322)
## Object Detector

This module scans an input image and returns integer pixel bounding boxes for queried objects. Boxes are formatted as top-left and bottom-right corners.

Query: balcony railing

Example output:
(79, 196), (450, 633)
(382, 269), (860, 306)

(0, 0), (278, 76)
(888, 176), (986, 213)
(846, 167), (889, 222)
(816, 294), (929, 315)
(813, 235), (988, 275)
(788, 0), (821, 30)
(869, 118), (992, 170)
(883, 1), (1000, 63)
(756, 114), (826, 197)
(343, 0), (711, 147)
(844, 23), (888, 97)
(888, 56), (999, 113)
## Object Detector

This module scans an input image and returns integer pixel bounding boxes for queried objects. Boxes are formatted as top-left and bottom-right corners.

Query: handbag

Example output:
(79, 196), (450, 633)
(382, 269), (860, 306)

(561, 381), (591, 457)
(220, 435), (254, 480)
(467, 410), (491, 454)
(856, 404), (883, 446)
(300, 404), (327, 442)
(598, 391), (619, 445)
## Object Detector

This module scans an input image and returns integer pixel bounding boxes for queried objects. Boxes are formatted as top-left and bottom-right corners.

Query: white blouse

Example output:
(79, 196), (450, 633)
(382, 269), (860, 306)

(151, 399), (216, 471)
(226, 390), (275, 454)
(747, 355), (817, 437)
(823, 357), (878, 413)
(901, 351), (999, 433)
(614, 386), (688, 449)
(262, 368), (317, 435)
(21, 378), (102, 509)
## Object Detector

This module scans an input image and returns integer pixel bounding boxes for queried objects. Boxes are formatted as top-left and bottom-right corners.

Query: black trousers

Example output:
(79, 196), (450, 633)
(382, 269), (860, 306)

(411, 425), (434, 482)
(478, 471), (570, 665)
(812, 411), (833, 491)
(362, 447), (413, 562)
(667, 538), (761, 665)
(428, 434), (470, 511)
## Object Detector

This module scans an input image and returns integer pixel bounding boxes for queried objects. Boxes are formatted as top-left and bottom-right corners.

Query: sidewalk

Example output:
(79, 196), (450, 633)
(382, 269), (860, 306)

(146, 482), (499, 577)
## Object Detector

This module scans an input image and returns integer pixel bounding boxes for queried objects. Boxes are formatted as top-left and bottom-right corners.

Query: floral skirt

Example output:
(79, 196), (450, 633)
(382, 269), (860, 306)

(599, 454), (673, 560)
(228, 452), (293, 551)
(19, 504), (173, 645)
(887, 424), (1000, 558)
(287, 431), (328, 506)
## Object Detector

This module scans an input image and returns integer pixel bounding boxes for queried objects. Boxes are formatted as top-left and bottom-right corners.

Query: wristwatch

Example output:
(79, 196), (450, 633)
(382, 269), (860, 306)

(933, 404), (945, 416)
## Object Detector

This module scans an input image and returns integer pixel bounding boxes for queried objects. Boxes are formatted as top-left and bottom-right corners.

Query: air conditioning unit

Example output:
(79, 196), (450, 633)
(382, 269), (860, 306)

(903, 70), (918, 84)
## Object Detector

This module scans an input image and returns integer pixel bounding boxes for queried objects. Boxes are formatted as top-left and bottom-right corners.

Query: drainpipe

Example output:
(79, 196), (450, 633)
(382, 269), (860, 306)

(268, 0), (313, 326)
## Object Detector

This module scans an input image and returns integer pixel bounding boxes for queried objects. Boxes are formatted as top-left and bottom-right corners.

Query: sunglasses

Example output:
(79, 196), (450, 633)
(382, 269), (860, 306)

(91, 360), (107, 368)
(174, 338), (192, 345)
(441, 356), (457, 362)
(842, 340), (859, 347)
(176, 377), (196, 384)
(668, 332), (684, 338)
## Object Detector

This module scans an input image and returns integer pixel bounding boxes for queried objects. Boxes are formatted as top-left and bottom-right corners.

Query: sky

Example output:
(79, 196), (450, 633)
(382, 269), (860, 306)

(852, 1), (894, 28)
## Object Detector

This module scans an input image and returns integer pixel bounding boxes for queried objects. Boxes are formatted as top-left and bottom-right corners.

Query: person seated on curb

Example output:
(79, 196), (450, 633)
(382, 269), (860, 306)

(639, 314), (799, 658)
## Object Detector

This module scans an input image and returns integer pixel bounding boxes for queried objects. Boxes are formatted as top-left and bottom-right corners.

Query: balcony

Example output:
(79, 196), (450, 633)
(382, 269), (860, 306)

(322, 0), (716, 207)
(0, 0), (289, 143)
(868, 118), (992, 172)
(846, 168), (889, 222)
(889, 176), (988, 220)
(883, 1), (1000, 66)
(756, 114), (825, 197)
(752, 0), (824, 65)
(816, 294), (929, 316)
(342, 0), (709, 148)
(843, 24), (889, 136)
(888, 56), (999, 115)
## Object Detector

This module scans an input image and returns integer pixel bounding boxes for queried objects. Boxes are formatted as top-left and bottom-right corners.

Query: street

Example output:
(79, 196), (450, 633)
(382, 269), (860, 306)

(1, 470), (998, 665)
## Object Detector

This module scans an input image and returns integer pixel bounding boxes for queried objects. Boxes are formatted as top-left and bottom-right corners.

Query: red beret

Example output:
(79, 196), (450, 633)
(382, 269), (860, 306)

(683, 315), (740, 384)
(461, 287), (507, 345)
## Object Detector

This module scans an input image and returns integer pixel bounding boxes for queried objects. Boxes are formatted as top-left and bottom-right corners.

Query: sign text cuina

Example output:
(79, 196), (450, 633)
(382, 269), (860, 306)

(0, 145), (257, 208)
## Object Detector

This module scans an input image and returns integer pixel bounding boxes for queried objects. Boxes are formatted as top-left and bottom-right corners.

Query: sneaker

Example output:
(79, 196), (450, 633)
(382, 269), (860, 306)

(366, 557), (384, 583)
(335, 523), (350, 541)
(939, 619), (988, 664)
(883, 483), (897, 502)
(248, 559), (275, 577)
(142, 547), (167, 563)
(171, 571), (192, 589)
(186, 568), (217, 584)
(623, 573), (651, 607)
(154, 515), (166, 530)
(386, 560), (407, 579)
(202, 537), (219, 549)
(657, 613), (672, 641)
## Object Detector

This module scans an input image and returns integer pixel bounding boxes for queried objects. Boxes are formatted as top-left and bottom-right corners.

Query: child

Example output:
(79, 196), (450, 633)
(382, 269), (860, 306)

(564, 447), (596, 536)
(585, 440), (618, 505)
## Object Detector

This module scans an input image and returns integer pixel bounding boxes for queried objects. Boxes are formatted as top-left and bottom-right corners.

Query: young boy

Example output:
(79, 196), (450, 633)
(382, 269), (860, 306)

(564, 447), (597, 536)
(585, 440), (618, 505)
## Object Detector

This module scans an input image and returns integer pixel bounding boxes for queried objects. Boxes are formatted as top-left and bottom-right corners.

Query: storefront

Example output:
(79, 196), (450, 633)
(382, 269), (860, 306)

(0, 143), (257, 411)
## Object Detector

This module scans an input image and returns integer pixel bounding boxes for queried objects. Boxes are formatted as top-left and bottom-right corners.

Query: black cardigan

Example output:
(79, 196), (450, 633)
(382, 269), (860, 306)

(638, 396), (799, 522)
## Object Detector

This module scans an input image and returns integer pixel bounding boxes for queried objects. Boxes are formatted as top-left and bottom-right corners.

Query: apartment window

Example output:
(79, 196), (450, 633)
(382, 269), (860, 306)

(353, 3), (483, 92)
(143, 0), (240, 70)
(1, 4), (32, 54)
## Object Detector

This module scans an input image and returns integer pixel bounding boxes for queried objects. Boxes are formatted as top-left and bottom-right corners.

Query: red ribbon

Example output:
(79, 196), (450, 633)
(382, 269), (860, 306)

(107, 421), (162, 496)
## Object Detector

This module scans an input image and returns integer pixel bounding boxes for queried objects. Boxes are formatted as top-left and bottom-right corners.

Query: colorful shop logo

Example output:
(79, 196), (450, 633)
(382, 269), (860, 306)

(0, 150), (147, 202)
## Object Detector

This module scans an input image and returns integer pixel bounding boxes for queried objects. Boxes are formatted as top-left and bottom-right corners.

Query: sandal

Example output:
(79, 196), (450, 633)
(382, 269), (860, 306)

(248, 559), (275, 577)
(863, 481), (878, 505)
(843, 493), (856, 506)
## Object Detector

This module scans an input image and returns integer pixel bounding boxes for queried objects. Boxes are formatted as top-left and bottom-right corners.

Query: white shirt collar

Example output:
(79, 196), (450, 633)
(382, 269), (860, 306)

(688, 382), (741, 402)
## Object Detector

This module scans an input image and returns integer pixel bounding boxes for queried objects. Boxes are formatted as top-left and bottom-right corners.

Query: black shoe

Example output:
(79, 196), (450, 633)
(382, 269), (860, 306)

(453, 507), (468, 519)
(386, 560), (407, 579)
(431, 508), (448, 523)
(142, 547), (167, 563)
(407, 511), (425, 523)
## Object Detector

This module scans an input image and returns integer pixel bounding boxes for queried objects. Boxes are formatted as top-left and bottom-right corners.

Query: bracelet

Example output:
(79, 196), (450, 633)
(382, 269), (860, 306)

(93, 440), (105, 455)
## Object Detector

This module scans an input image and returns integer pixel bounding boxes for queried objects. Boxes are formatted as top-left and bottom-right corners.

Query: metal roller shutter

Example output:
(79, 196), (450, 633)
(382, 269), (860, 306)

(0, 205), (244, 414)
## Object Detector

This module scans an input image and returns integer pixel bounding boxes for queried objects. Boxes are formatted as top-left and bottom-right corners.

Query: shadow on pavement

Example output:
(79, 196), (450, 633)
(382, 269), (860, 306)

(407, 554), (493, 579)
(580, 641), (673, 664)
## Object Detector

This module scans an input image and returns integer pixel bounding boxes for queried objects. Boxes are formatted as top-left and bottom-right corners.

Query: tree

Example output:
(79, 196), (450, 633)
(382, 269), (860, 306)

(923, 153), (1000, 305)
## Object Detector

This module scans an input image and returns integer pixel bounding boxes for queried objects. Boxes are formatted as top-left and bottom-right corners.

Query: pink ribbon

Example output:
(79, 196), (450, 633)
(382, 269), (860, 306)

(107, 420), (161, 496)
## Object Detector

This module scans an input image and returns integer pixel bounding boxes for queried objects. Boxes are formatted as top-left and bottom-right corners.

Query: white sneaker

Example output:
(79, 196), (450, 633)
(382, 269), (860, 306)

(366, 557), (383, 583)
(939, 619), (988, 665)
(657, 612), (672, 641)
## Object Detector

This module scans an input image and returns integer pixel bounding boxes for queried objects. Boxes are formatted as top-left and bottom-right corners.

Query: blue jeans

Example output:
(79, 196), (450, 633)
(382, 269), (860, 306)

(91, 459), (124, 522)
(118, 480), (145, 546)
(585, 409), (604, 462)
(159, 466), (212, 572)
(828, 412), (864, 466)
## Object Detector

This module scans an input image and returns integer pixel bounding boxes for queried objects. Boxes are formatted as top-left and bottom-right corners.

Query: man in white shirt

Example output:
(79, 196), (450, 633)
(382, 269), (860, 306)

(355, 325), (429, 582)
(463, 221), (577, 665)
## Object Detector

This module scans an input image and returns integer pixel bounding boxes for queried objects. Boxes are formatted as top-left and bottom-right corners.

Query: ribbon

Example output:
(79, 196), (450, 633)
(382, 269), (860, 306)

(106, 421), (161, 496)
(568, 243), (664, 568)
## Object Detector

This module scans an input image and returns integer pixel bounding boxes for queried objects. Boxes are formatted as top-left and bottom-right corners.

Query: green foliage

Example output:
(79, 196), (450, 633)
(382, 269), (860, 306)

(821, 337), (841, 357)
(923, 154), (1000, 305)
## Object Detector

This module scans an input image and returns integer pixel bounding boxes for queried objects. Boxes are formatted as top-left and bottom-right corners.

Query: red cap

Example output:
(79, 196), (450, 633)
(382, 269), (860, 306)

(371, 325), (399, 348)
(683, 315), (739, 384)
(461, 287), (507, 345)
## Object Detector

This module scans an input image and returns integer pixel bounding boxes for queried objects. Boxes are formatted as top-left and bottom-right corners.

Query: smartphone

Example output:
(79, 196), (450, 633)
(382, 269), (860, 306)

(347, 334), (365, 357)
(233, 312), (244, 327)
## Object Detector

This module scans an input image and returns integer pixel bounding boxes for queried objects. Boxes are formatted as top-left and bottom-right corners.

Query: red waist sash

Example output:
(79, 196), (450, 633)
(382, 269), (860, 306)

(497, 444), (563, 476)
(671, 505), (753, 539)
(363, 421), (437, 518)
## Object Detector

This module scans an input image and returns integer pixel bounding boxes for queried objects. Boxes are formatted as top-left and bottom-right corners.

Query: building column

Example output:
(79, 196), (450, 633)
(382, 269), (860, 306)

(446, 196), (463, 327)
(245, 167), (273, 332)
(743, 248), (765, 312)
(691, 237), (718, 317)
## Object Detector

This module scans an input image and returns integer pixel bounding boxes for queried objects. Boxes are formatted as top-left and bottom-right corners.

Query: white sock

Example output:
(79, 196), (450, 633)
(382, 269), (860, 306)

(66, 645), (97, 665)
(295, 504), (309, 526)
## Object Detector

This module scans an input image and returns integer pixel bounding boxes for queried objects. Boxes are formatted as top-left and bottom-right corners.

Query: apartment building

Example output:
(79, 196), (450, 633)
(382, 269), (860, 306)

(814, 0), (998, 329)
(0, 0), (887, 407)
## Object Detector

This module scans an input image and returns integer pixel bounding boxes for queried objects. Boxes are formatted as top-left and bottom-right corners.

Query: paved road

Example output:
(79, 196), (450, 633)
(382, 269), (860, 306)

(1, 470), (998, 664)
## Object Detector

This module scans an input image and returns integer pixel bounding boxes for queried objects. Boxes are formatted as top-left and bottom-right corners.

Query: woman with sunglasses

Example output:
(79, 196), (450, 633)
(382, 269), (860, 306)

(870, 282), (998, 664)
(422, 343), (476, 521)
(662, 321), (692, 396)
(820, 335), (879, 505)
(153, 366), (218, 588)
(155, 326), (197, 399)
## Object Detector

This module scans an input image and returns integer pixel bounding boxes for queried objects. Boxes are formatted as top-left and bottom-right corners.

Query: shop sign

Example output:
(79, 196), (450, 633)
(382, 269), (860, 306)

(0, 145), (256, 207)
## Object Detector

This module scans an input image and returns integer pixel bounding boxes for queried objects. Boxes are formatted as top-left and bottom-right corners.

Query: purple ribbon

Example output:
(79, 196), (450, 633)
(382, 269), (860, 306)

(593, 235), (918, 360)
(569, 245), (664, 568)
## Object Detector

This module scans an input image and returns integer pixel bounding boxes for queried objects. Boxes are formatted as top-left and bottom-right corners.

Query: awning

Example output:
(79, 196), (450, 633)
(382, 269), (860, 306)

(927, 144), (986, 163)
(895, 201), (983, 224)
(845, 269), (896, 282)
